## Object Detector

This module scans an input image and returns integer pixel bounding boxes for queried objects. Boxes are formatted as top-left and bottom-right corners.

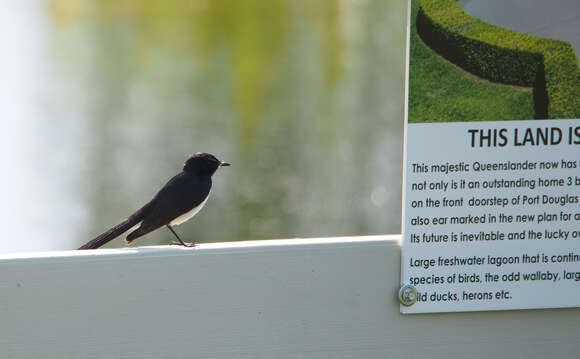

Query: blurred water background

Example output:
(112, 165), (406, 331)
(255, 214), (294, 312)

(0, 0), (406, 252)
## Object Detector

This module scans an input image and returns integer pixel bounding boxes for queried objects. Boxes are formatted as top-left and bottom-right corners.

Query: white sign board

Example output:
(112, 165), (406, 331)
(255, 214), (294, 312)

(402, 120), (579, 313)
(401, 0), (580, 313)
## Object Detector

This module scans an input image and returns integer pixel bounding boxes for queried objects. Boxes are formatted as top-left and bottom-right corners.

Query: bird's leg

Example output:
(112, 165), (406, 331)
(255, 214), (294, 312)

(166, 225), (195, 247)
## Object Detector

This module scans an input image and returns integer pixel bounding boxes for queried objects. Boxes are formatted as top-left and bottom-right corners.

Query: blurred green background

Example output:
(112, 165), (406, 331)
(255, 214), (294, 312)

(0, 0), (406, 252)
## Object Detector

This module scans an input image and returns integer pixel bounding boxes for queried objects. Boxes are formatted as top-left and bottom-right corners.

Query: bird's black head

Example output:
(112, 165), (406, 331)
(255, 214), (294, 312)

(183, 152), (230, 176)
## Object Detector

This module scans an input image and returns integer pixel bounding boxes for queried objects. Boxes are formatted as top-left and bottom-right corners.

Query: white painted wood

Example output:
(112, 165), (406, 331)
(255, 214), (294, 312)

(0, 235), (578, 359)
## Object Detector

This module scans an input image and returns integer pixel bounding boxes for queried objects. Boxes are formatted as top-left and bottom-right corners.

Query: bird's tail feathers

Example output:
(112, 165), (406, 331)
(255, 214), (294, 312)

(78, 213), (145, 250)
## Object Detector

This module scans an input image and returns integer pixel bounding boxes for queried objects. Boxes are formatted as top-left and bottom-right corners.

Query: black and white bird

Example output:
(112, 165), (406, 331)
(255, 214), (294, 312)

(78, 152), (229, 250)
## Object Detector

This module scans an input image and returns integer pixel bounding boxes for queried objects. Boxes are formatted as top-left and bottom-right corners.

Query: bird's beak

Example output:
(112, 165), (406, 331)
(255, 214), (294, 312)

(220, 162), (231, 167)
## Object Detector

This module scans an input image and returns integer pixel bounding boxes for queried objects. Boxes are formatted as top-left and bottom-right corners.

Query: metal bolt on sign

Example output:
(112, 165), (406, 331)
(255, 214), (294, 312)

(399, 284), (418, 306)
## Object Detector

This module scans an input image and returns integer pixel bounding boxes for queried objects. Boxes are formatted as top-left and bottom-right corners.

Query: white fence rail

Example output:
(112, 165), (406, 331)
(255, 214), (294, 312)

(0, 235), (578, 358)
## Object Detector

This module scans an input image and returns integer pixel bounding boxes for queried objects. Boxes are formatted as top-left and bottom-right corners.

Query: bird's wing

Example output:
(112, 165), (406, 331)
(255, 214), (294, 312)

(126, 173), (211, 241)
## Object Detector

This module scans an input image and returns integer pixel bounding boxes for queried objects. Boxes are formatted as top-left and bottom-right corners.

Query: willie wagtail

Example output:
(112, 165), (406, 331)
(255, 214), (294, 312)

(78, 152), (229, 250)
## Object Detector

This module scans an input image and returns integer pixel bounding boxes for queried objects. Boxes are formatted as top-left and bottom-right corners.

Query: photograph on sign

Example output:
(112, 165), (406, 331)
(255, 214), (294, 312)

(401, 0), (580, 313)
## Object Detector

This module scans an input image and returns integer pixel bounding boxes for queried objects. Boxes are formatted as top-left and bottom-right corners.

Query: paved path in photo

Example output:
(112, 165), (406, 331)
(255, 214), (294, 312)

(460, 0), (580, 61)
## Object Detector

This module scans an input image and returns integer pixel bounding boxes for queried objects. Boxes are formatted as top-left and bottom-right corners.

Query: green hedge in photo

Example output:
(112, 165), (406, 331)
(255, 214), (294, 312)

(417, 0), (580, 119)
(408, 0), (535, 123)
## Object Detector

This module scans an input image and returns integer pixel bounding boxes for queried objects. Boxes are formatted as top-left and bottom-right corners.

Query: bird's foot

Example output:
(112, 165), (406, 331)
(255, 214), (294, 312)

(172, 240), (196, 247)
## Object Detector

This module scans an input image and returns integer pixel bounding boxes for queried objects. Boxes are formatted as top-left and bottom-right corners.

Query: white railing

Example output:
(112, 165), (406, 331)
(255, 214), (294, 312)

(0, 235), (578, 358)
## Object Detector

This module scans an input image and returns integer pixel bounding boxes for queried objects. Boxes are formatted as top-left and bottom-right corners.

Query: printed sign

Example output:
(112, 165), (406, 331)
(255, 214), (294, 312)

(401, 0), (580, 313)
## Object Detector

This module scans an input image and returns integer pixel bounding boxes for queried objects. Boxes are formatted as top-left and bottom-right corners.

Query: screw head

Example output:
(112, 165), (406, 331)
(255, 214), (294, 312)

(399, 284), (418, 306)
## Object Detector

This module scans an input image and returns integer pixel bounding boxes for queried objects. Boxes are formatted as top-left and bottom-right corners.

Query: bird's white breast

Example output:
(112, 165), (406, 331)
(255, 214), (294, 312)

(170, 193), (210, 226)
